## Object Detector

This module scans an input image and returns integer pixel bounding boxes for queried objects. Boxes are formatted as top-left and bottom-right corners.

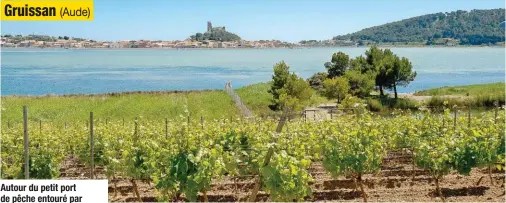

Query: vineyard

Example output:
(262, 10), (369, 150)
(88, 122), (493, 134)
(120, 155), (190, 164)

(1, 105), (505, 202)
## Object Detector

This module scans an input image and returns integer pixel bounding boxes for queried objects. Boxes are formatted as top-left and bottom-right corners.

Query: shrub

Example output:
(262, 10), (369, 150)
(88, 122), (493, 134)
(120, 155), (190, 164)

(426, 96), (470, 109)
(338, 95), (368, 114)
(473, 93), (505, 107)
(377, 96), (419, 110)
(366, 98), (383, 112)
(391, 98), (419, 110)
(322, 77), (349, 103)
(424, 94), (505, 109)
(339, 95), (365, 108)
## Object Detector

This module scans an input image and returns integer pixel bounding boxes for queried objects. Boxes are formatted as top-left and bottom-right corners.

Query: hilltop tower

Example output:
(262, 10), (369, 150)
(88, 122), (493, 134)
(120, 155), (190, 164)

(207, 21), (212, 32)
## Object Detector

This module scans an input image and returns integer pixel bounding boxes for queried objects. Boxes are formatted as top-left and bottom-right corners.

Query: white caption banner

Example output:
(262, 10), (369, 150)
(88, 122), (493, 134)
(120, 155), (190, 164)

(0, 180), (108, 203)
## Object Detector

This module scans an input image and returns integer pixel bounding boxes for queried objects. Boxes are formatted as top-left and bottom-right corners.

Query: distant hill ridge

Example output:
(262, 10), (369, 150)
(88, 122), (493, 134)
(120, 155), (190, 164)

(333, 9), (505, 45)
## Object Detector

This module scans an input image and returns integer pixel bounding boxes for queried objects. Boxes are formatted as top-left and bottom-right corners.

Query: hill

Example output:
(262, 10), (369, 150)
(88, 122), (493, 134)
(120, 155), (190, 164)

(333, 9), (505, 45)
(190, 26), (241, 42)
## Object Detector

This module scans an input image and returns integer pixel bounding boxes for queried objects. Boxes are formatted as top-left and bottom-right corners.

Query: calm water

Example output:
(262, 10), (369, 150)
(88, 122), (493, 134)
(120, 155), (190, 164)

(1, 47), (504, 95)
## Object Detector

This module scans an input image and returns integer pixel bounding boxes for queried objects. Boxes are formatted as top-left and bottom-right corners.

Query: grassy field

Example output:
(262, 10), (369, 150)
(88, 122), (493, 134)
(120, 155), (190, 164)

(414, 82), (505, 96)
(1, 90), (239, 125)
(413, 82), (505, 108)
(1, 82), (331, 126)
(4, 82), (500, 126)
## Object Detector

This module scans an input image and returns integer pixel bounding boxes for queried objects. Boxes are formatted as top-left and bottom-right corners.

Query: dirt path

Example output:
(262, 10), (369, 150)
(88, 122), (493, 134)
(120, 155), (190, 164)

(302, 94), (472, 122)
(225, 82), (254, 118)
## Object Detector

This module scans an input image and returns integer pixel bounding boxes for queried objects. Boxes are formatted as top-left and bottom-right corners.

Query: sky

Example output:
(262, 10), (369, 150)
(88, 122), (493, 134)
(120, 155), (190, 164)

(1, 0), (504, 42)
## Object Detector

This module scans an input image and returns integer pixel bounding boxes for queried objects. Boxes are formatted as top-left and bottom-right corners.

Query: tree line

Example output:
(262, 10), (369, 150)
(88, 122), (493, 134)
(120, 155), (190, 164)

(333, 9), (505, 45)
(269, 46), (417, 110)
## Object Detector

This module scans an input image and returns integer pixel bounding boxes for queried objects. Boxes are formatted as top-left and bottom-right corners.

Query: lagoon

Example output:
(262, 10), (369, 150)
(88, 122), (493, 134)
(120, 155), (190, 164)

(1, 47), (504, 95)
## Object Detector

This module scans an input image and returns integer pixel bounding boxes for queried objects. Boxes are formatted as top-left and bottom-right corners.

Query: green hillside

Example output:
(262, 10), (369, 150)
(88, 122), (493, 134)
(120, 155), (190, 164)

(190, 27), (241, 42)
(414, 82), (505, 96)
(333, 9), (505, 45)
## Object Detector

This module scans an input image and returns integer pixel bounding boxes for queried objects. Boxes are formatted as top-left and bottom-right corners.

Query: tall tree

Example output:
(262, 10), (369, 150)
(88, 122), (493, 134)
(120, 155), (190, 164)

(322, 77), (350, 103)
(365, 46), (388, 95)
(307, 72), (328, 91)
(324, 52), (350, 78)
(387, 57), (417, 99)
(195, 33), (203, 41)
(344, 70), (375, 98)
(279, 73), (314, 111)
(365, 46), (383, 68)
(349, 55), (374, 74)
(268, 61), (290, 110)
(376, 50), (396, 96)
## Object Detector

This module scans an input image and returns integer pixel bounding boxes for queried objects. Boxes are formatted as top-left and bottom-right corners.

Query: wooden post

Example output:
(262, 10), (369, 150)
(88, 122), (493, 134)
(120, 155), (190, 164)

(90, 112), (94, 179)
(131, 118), (142, 202)
(165, 118), (168, 139)
(134, 118), (138, 145)
(200, 116), (204, 130)
(7, 120), (10, 129)
(330, 109), (333, 120)
(187, 115), (190, 129)
(64, 122), (67, 129)
(442, 113), (445, 129)
(453, 107), (457, 132)
(39, 119), (42, 135)
(468, 105), (471, 129)
(248, 108), (289, 202)
(494, 102), (498, 124)
(23, 106), (29, 179)
(122, 118), (125, 127)
(186, 115), (190, 148)
(304, 110), (306, 122)
(355, 108), (360, 122)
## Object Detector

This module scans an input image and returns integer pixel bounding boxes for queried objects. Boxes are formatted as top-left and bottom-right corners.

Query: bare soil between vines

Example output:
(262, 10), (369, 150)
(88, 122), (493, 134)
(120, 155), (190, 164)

(59, 151), (506, 202)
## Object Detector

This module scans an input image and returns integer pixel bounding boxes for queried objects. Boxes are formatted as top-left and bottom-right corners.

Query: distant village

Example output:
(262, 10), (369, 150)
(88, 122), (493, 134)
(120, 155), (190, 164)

(1, 21), (358, 49)
(1, 36), (310, 49)
(2, 19), (502, 49)
(0, 35), (356, 49)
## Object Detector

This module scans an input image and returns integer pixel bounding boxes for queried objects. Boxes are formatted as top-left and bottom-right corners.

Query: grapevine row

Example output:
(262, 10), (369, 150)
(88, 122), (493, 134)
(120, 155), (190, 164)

(1, 106), (504, 201)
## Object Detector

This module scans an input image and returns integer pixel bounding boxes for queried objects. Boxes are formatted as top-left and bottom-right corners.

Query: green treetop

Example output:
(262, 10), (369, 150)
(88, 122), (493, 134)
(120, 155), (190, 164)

(324, 52), (350, 78)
